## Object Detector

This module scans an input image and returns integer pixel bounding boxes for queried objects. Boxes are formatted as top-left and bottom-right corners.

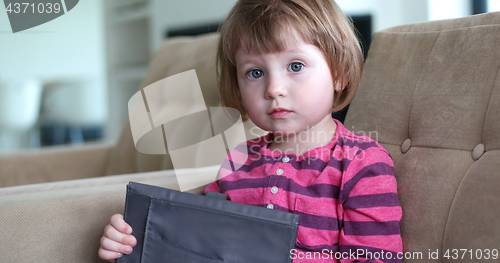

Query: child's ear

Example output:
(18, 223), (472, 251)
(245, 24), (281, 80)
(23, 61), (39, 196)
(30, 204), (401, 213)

(335, 73), (349, 92)
(334, 78), (348, 92)
(334, 82), (342, 92)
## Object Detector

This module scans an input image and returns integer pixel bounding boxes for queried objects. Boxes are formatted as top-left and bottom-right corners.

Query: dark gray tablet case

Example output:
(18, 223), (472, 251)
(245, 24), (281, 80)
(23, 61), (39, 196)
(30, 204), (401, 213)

(117, 182), (300, 263)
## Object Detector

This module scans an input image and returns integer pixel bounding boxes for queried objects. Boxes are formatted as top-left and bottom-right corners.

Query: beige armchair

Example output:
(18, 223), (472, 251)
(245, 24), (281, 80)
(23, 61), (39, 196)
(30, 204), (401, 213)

(1, 12), (499, 262)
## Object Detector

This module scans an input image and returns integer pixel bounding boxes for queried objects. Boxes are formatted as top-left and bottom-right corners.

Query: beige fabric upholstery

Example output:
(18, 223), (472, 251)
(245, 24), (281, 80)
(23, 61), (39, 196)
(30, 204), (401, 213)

(344, 11), (500, 261)
(0, 143), (112, 187)
(0, 166), (216, 263)
(0, 184), (128, 263)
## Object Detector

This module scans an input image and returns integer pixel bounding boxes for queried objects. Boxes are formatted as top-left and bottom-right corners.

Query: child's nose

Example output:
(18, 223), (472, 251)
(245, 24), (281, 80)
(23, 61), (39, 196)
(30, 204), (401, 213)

(264, 74), (287, 99)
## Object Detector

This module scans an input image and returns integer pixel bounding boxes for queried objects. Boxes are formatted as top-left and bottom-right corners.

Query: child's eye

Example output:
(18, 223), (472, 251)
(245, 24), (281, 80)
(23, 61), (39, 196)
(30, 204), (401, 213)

(288, 62), (304, 72)
(248, 69), (264, 79)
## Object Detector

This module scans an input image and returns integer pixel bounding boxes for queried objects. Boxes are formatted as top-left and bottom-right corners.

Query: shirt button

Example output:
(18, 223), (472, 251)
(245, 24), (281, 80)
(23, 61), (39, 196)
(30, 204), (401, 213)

(267, 204), (274, 209)
(276, 169), (284, 175)
(271, 186), (279, 194)
(282, 156), (290, 163)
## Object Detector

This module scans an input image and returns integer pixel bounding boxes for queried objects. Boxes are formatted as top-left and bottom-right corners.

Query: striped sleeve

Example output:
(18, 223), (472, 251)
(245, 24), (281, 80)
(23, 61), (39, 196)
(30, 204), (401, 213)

(203, 154), (227, 195)
(203, 140), (253, 196)
(203, 162), (226, 194)
(203, 179), (220, 194)
(339, 147), (403, 263)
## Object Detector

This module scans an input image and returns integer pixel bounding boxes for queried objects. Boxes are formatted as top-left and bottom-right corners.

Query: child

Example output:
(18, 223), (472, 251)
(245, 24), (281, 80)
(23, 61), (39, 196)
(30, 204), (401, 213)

(98, 0), (403, 262)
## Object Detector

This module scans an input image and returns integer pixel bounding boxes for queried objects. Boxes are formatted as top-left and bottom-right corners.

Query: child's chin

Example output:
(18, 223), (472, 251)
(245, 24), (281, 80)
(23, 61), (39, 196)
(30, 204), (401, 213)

(269, 127), (308, 136)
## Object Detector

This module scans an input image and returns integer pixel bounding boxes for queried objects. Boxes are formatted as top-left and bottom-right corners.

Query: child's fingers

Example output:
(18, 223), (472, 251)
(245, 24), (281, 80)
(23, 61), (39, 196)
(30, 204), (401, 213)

(97, 246), (121, 262)
(110, 214), (132, 234)
(100, 236), (134, 255)
(104, 224), (136, 247)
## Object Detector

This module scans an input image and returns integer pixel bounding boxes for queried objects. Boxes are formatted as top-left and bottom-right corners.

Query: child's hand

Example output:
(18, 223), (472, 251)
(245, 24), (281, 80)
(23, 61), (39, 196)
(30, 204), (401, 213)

(98, 214), (137, 262)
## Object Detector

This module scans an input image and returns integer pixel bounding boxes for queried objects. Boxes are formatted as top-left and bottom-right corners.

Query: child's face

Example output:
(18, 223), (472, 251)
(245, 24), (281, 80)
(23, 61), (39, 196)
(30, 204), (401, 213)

(235, 37), (338, 135)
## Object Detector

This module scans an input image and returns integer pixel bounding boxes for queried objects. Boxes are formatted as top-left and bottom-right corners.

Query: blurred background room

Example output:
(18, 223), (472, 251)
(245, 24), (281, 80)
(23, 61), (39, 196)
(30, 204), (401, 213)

(0, 0), (498, 153)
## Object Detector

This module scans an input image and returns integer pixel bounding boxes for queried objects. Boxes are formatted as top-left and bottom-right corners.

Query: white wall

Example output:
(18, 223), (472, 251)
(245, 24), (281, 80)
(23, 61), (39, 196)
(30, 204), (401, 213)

(0, 0), (107, 152)
(489, 0), (500, 11)
(428, 0), (471, 21)
(150, 0), (238, 51)
(337, 0), (429, 33)
(337, 0), (476, 33)
(0, 0), (106, 82)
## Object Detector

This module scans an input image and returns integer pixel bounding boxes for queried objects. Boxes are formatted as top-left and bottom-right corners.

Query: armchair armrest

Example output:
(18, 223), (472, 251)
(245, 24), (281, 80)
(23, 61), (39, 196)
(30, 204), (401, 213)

(0, 165), (217, 262)
(0, 143), (113, 188)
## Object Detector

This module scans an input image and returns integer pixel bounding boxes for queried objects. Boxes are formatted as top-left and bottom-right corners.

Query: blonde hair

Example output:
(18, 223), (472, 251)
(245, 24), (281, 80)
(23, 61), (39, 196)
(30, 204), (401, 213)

(217, 0), (364, 121)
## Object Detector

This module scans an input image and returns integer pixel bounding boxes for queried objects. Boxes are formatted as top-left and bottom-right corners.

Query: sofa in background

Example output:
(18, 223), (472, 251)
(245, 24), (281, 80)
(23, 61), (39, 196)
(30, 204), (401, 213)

(1, 12), (499, 262)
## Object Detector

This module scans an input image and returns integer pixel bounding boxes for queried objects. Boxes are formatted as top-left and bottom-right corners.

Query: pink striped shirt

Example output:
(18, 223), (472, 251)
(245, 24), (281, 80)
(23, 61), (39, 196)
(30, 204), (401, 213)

(204, 119), (403, 262)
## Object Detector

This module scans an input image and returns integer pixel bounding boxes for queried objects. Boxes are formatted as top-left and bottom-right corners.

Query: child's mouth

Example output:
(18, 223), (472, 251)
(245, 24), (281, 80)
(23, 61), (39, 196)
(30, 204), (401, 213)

(270, 109), (292, 119)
